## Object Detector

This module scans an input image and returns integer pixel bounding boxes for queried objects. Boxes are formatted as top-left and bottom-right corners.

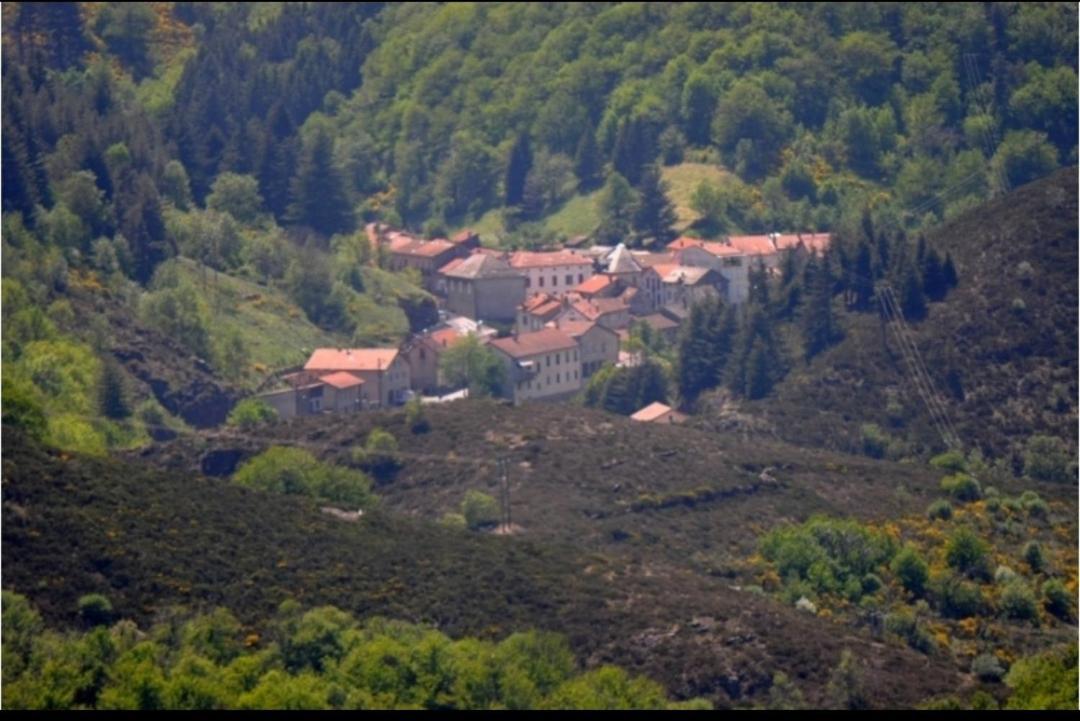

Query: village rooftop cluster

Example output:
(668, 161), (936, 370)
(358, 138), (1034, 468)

(258, 226), (830, 421)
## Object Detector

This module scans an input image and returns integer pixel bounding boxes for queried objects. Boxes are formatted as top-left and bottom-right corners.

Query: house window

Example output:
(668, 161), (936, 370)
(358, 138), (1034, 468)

(556, 372), (560, 383)
(555, 353), (560, 365)
(546, 375), (551, 385)
(566, 274), (573, 285)
(539, 276), (544, 287)
(574, 349), (578, 361)
(578, 274), (584, 283)
(546, 355), (550, 367)
(552, 275), (558, 286)
(525, 277), (531, 288)
(574, 370), (578, 380)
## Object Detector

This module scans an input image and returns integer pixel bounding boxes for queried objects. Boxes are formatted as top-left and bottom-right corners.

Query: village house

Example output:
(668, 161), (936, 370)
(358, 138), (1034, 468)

(489, 327), (583, 404)
(651, 264), (727, 309)
(635, 312), (681, 344)
(668, 232), (831, 303)
(508, 250), (595, 299)
(387, 238), (467, 287)
(602, 243), (644, 285)
(401, 319), (497, 394)
(440, 253), (526, 323)
(549, 318), (619, 378)
(571, 296), (632, 331)
(257, 370), (366, 420)
(516, 293), (588, 333)
(400, 327), (460, 395)
(630, 401), (688, 424)
(303, 348), (411, 407)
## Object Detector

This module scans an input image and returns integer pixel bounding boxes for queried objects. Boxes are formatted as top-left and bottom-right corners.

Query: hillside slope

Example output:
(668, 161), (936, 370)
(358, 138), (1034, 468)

(4, 412), (976, 709)
(736, 167), (1078, 464)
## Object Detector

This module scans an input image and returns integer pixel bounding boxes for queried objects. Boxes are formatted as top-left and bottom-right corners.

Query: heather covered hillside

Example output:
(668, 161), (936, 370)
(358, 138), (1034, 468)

(2, 2), (1077, 712)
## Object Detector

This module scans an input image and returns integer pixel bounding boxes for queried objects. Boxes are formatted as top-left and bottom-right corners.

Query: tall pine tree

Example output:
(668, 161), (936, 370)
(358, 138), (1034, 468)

(504, 133), (532, 207)
(286, 128), (353, 237)
(801, 253), (839, 361)
(632, 163), (677, 248)
(574, 126), (603, 190)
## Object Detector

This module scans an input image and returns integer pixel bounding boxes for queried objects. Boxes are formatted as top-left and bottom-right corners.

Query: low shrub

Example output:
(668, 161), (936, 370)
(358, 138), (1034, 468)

(77, 593), (114, 627)
(940, 473), (981, 502)
(1042, 579), (1072, 619)
(930, 451), (967, 474)
(462, 490), (500, 530)
(999, 579), (1038, 621)
(927, 499), (953, 521)
(971, 653), (1005, 682)
(1022, 541), (1045, 573)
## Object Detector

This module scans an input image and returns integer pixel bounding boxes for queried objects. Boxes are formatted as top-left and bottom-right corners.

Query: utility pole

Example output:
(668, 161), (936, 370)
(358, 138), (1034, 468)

(498, 457), (511, 531)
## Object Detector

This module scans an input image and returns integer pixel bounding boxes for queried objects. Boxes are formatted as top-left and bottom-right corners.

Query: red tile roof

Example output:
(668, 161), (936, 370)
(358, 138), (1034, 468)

(429, 327), (461, 348)
(639, 313), (679, 332)
(305, 348), (400, 373)
(438, 256), (467, 274)
(727, 235), (777, 255)
(320, 371), (365, 389)
(393, 239), (457, 258)
(550, 319), (596, 338)
(508, 250), (592, 268)
(574, 274), (614, 295)
(630, 401), (687, 423)
(630, 402), (675, 422)
(572, 297), (627, 321)
(489, 328), (578, 359)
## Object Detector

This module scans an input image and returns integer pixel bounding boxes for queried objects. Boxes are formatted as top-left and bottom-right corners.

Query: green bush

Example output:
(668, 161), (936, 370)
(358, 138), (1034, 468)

(971, 653), (1005, 682)
(932, 574), (985, 619)
(860, 423), (888, 459)
(1004, 645), (1079, 710)
(1022, 541), (1045, 573)
(1023, 435), (1072, 483)
(438, 512), (467, 530)
(926, 499), (953, 521)
(929, 450), (967, 474)
(999, 580), (1038, 620)
(890, 544), (929, 596)
(77, 593), (115, 627)
(404, 398), (430, 434)
(1018, 491), (1049, 520)
(940, 473), (981, 502)
(234, 447), (375, 508)
(884, 608), (933, 654)
(759, 516), (896, 601)
(227, 398), (278, 427)
(945, 527), (989, 576)
(351, 429), (402, 480)
(462, 490), (500, 530)
(1042, 579), (1072, 619)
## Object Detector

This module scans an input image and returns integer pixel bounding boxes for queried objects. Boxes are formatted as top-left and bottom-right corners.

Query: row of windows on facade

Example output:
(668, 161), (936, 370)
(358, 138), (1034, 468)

(545, 349), (578, 366)
(525, 273), (586, 288)
(523, 369), (579, 389)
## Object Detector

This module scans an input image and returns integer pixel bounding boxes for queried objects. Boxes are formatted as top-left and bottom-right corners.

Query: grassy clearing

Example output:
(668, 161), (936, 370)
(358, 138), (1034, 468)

(661, 162), (731, 230)
(168, 258), (345, 382)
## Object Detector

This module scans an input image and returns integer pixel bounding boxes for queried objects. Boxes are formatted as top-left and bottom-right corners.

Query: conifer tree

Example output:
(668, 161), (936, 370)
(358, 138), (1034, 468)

(922, 248), (946, 301)
(99, 358), (131, 420)
(505, 133), (532, 207)
(748, 258), (771, 307)
(801, 254), (839, 361)
(745, 339), (773, 399)
(632, 164), (677, 247)
(943, 252), (958, 288)
(612, 117), (651, 186)
(852, 240), (875, 310)
(573, 127), (603, 190)
(596, 172), (637, 245)
(286, 128), (353, 237)
(899, 255), (927, 320)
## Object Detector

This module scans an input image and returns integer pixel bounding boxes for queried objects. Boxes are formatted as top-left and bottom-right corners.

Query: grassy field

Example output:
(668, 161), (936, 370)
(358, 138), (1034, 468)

(457, 162), (725, 246)
(168, 258), (346, 383)
(661, 162), (731, 231)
